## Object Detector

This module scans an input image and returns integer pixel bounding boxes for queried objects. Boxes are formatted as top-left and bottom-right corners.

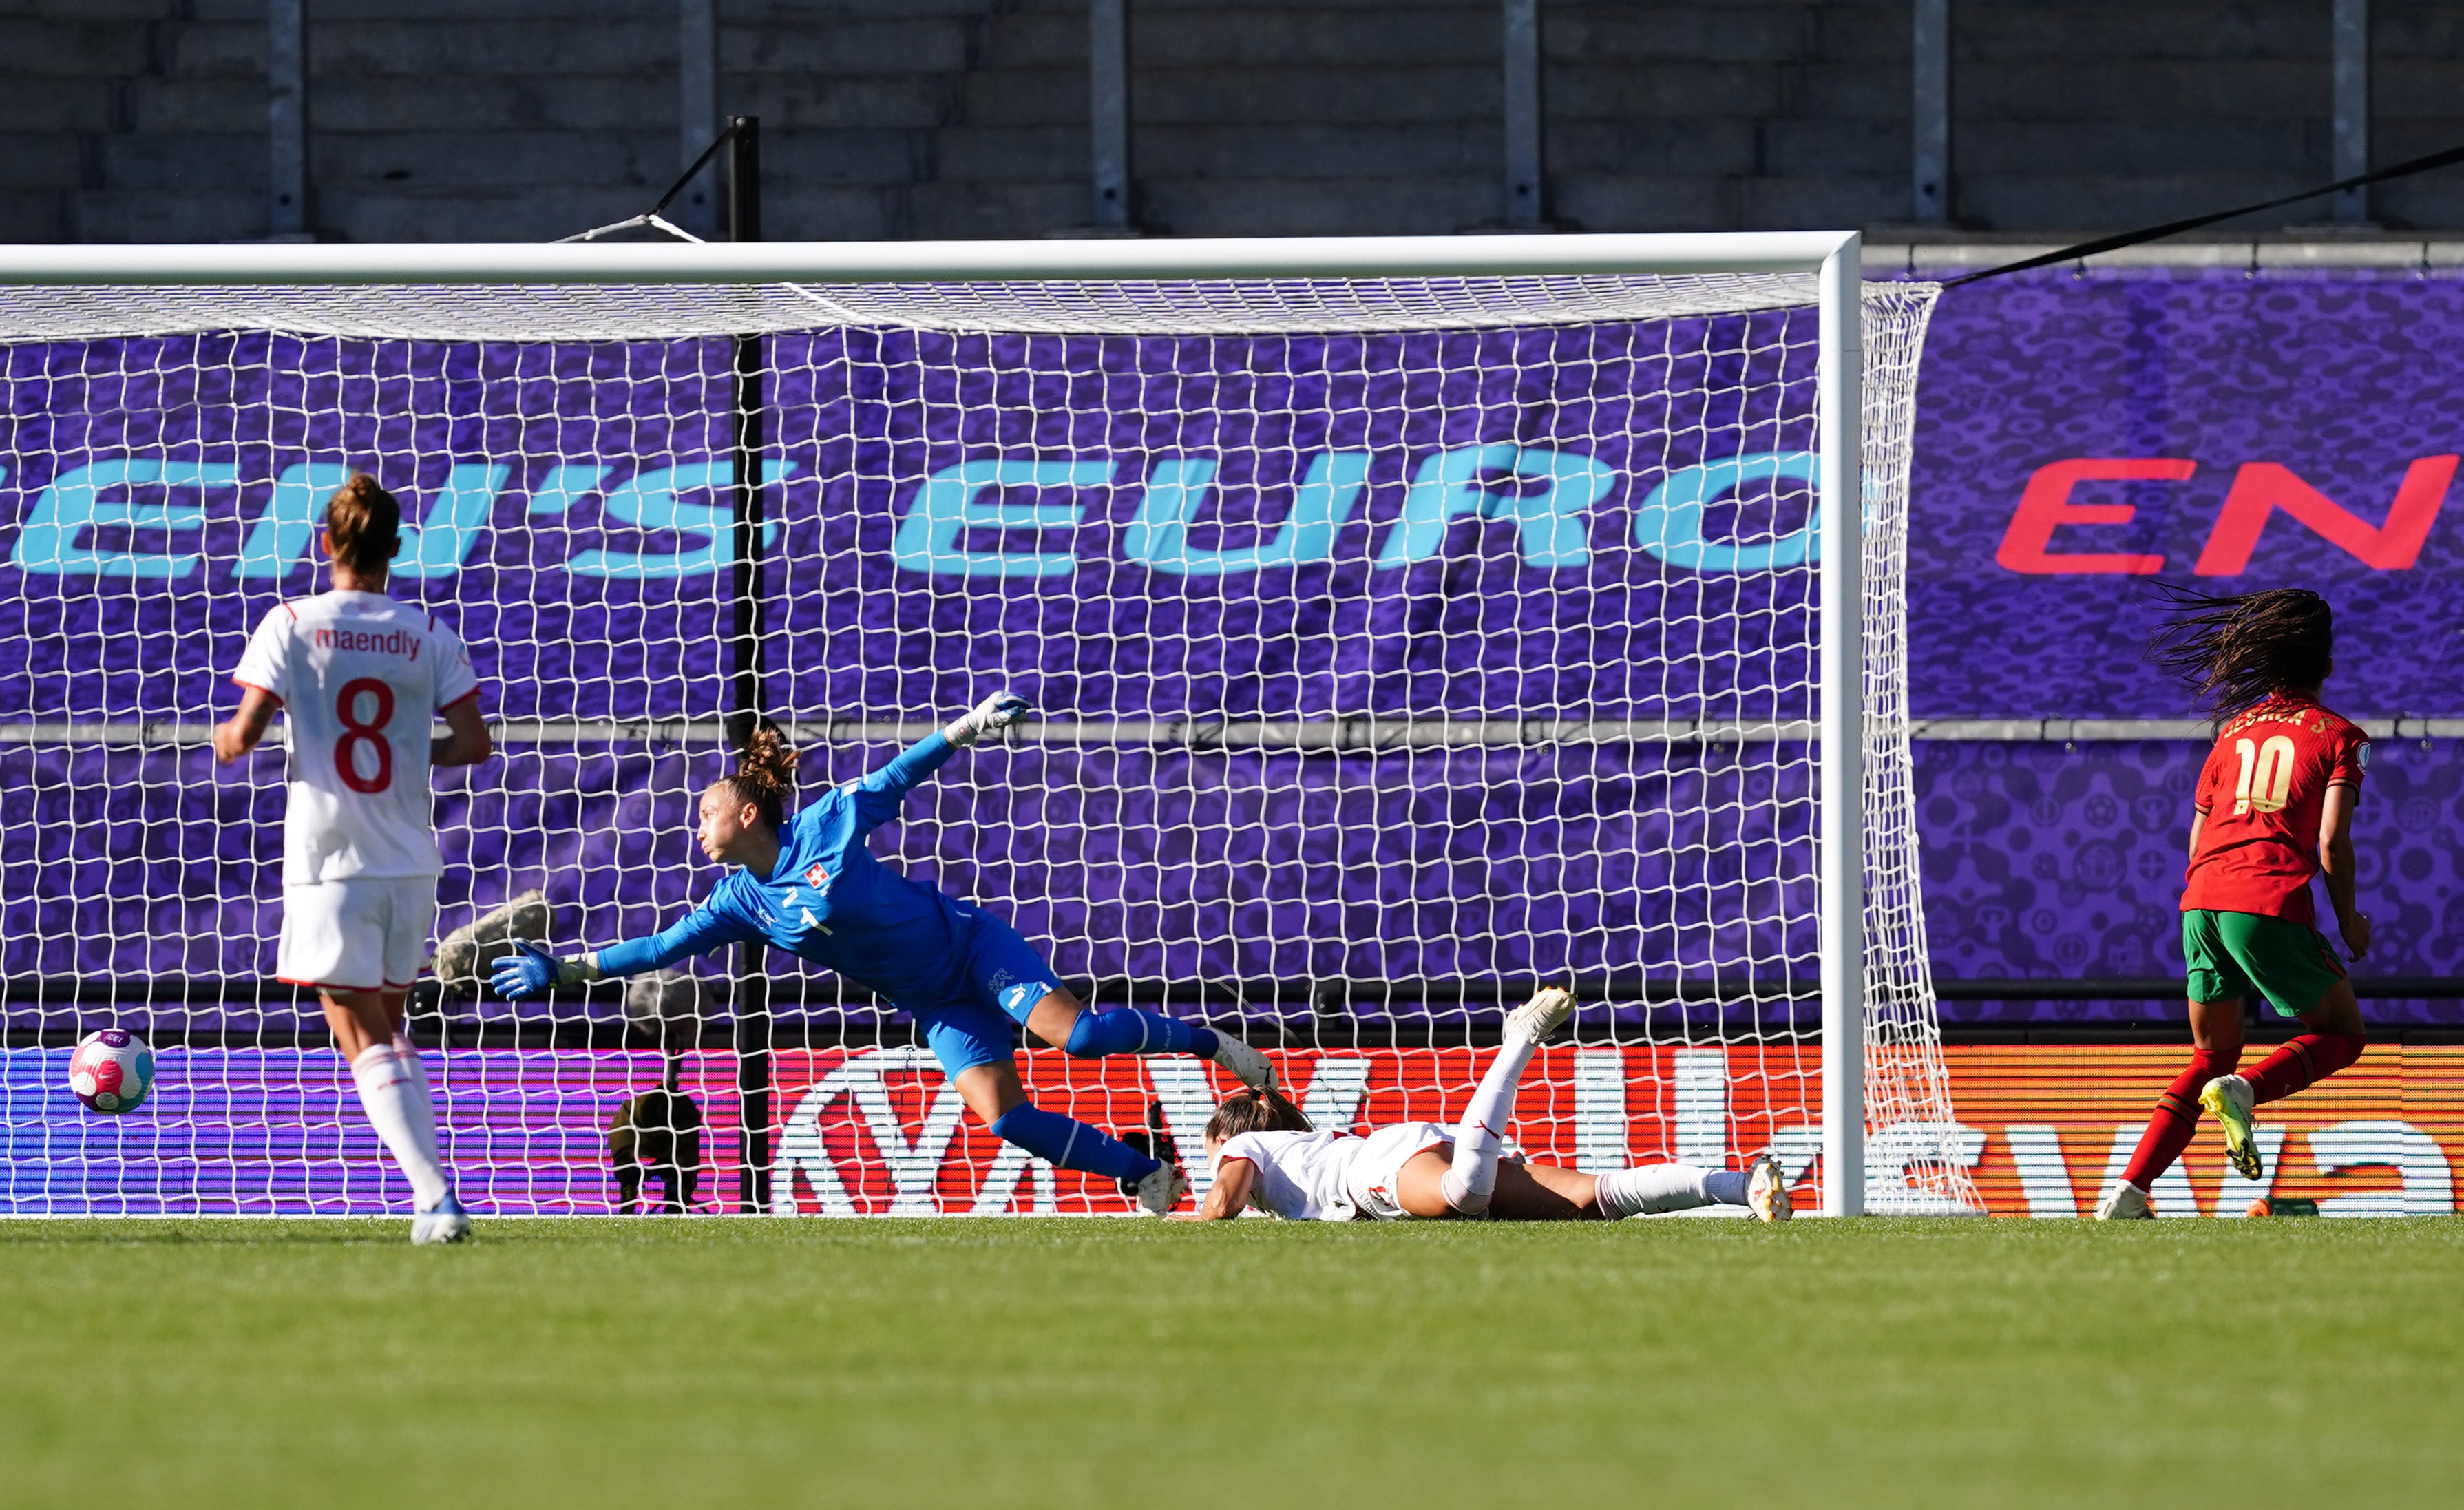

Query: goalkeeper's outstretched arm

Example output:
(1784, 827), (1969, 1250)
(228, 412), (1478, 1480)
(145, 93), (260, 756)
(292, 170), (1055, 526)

(845, 690), (1033, 828)
(492, 905), (745, 1000)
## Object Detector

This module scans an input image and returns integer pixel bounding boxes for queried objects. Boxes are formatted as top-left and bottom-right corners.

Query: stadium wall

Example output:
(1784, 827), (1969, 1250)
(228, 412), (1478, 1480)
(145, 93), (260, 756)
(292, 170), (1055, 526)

(10, 0), (2464, 244)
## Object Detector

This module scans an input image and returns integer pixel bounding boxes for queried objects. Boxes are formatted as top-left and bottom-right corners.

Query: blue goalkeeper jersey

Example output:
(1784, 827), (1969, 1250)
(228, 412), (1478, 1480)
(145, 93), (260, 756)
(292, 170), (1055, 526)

(596, 732), (985, 1006)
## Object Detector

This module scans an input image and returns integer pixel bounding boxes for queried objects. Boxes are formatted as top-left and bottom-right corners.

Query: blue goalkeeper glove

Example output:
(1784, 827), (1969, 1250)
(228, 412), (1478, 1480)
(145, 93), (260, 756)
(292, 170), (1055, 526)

(492, 940), (599, 1000)
(943, 689), (1032, 748)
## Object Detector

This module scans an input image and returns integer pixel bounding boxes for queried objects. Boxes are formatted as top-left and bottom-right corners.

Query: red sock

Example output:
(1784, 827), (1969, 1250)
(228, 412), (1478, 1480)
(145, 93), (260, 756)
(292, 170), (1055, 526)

(2120, 1048), (2241, 1191)
(2240, 1033), (2366, 1107)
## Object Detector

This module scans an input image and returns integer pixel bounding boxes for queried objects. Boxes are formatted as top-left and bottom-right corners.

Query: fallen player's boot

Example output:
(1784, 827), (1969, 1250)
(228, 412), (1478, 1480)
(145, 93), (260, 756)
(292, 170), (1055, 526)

(1745, 1151), (1792, 1223)
(2093, 1182), (2154, 1220)
(2199, 1073), (2264, 1181)
(1503, 985), (1578, 1046)
(411, 1191), (473, 1245)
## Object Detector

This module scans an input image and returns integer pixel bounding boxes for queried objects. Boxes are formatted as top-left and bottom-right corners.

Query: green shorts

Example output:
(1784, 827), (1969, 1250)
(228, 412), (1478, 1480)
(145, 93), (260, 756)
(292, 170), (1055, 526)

(2182, 908), (2347, 1018)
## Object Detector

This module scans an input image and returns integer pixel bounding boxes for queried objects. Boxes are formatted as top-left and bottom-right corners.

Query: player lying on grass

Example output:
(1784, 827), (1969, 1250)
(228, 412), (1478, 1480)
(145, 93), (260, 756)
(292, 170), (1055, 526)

(2098, 587), (2372, 1220)
(492, 711), (1272, 1214)
(212, 475), (492, 1245)
(1184, 987), (1789, 1223)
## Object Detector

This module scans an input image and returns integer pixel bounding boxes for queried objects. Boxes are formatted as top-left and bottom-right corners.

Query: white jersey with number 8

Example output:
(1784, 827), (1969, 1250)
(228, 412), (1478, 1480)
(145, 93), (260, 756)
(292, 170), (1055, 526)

(232, 589), (480, 883)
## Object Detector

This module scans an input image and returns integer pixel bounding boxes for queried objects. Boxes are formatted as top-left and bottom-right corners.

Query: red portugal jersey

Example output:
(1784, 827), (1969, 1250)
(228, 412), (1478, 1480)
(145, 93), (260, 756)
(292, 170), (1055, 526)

(2181, 694), (2368, 924)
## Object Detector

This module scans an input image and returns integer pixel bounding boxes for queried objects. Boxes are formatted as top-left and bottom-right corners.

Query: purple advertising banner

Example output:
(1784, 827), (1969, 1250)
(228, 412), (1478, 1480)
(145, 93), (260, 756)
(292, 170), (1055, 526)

(5, 269), (2462, 1023)
(2, 307), (1835, 1019)
(3, 318), (1827, 726)
(1907, 266), (2464, 1017)
(1908, 268), (2464, 720)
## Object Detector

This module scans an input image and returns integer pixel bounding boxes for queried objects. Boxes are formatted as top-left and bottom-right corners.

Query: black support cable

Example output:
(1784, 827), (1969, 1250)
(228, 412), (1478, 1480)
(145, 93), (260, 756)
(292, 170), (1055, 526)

(1948, 140), (2464, 286)
(722, 114), (773, 1215)
(654, 120), (740, 224)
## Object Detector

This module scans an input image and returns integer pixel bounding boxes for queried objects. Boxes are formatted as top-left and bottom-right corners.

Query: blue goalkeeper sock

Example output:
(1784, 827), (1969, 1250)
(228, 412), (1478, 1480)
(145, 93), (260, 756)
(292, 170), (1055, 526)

(1062, 1007), (1219, 1061)
(989, 1102), (1161, 1182)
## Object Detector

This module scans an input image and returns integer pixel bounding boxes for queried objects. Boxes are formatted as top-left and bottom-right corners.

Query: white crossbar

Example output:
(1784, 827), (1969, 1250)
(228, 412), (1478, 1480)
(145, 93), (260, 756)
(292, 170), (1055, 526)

(0, 232), (1858, 288)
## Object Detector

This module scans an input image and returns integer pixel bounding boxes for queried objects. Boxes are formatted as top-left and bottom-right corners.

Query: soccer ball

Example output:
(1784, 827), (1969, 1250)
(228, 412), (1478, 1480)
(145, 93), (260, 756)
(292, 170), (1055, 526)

(68, 1029), (154, 1114)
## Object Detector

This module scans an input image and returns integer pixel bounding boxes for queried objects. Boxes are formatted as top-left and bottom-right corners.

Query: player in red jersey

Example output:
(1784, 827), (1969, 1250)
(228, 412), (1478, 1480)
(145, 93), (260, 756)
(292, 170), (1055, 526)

(2096, 588), (2371, 1219)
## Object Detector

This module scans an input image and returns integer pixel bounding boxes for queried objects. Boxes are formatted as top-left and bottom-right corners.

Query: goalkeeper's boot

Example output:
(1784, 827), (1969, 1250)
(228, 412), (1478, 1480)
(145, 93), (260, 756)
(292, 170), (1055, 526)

(1129, 1162), (1190, 1217)
(1745, 1152), (1793, 1223)
(2199, 1073), (2264, 1181)
(2092, 1182), (2154, 1221)
(1210, 1035), (1278, 1095)
(411, 1192), (473, 1245)
(1504, 985), (1579, 1046)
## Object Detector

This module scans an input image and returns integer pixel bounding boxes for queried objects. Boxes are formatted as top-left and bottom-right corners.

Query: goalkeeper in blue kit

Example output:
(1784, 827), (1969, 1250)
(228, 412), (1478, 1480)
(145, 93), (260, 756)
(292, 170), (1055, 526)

(493, 693), (1273, 1213)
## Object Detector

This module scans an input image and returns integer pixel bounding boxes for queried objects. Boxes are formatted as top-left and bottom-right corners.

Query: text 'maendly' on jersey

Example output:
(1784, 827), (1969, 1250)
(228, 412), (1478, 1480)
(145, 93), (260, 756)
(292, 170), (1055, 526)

(232, 589), (480, 883)
(596, 733), (991, 1008)
(2182, 693), (2368, 925)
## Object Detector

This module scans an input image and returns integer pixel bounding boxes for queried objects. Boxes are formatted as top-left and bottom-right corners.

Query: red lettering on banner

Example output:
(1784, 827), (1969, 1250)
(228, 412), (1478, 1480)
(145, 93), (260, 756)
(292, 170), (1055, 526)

(1950, 1045), (2461, 1217)
(1993, 458), (2191, 575)
(677, 1044), (2464, 1218)
(2192, 456), (2458, 575)
(759, 1046), (1828, 1217)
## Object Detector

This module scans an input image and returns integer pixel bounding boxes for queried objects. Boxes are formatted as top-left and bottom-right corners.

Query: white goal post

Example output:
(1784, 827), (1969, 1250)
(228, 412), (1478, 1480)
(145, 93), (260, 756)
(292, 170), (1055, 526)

(0, 233), (1975, 1219)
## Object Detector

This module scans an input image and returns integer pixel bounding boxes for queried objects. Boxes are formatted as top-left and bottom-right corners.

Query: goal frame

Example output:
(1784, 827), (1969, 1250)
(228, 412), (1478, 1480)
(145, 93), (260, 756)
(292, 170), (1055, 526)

(0, 230), (1871, 1216)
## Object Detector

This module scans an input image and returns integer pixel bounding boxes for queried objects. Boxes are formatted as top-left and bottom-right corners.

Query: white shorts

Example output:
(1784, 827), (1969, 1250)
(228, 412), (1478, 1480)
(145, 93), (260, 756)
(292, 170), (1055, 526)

(1344, 1121), (1457, 1221)
(277, 877), (439, 992)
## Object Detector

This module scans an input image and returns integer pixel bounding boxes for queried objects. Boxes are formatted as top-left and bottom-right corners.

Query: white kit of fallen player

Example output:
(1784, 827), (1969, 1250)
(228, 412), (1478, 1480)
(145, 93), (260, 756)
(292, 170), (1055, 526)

(1185, 987), (1790, 1224)
(212, 474), (492, 1244)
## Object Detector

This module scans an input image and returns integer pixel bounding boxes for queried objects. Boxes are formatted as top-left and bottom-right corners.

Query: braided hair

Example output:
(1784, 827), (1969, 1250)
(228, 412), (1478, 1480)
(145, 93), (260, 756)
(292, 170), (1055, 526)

(711, 724), (797, 830)
(2149, 585), (2335, 718)
(1205, 1086), (1312, 1143)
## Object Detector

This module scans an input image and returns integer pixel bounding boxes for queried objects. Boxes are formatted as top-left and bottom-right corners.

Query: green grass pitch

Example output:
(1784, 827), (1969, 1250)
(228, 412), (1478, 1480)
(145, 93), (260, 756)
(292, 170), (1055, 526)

(3, 1217), (2458, 1509)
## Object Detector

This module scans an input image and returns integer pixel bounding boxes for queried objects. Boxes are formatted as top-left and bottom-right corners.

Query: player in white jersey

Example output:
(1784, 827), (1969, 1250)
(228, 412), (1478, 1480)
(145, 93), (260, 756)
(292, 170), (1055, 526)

(212, 474), (493, 1244)
(1186, 988), (1790, 1223)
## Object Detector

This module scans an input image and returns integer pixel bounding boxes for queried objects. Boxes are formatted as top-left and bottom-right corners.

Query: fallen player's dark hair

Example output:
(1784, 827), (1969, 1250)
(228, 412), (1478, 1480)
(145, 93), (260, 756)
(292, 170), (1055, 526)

(323, 473), (400, 576)
(1206, 1086), (1312, 1142)
(2148, 585), (2334, 717)
(609, 1088), (705, 1215)
(715, 724), (797, 830)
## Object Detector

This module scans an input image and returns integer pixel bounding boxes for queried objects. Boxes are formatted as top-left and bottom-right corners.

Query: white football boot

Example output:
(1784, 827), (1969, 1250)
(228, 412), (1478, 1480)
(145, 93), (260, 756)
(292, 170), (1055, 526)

(1130, 1162), (1191, 1217)
(1210, 1034), (1277, 1095)
(2092, 1182), (2154, 1221)
(1503, 985), (1579, 1046)
(1745, 1151), (1793, 1223)
(411, 1192), (473, 1245)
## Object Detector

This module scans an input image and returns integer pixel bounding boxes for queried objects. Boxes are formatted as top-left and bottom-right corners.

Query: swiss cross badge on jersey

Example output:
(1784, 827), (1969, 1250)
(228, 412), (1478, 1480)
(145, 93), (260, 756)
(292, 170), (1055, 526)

(804, 863), (832, 894)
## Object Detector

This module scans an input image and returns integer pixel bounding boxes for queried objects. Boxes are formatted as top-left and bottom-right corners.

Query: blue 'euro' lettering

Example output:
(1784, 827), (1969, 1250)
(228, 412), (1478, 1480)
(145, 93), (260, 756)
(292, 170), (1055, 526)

(1632, 452), (1820, 570)
(13, 459), (240, 578)
(893, 458), (1115, 578)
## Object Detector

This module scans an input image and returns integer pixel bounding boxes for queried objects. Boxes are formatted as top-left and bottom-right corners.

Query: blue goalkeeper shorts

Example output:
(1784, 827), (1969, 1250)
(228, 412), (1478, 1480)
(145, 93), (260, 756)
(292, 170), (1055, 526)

(912, 914), (1068, 1077)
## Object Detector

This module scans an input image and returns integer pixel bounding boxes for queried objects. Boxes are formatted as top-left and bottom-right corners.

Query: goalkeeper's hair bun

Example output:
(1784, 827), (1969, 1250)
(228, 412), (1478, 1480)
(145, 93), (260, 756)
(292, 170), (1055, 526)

(323, 473), (401, 576)
(717, 725), (798, 830)
(1205, 1086), (1312, 1143)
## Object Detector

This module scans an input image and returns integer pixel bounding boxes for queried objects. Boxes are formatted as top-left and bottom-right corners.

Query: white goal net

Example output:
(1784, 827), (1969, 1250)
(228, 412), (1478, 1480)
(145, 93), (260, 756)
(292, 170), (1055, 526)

(0, 242), (1977, 1217)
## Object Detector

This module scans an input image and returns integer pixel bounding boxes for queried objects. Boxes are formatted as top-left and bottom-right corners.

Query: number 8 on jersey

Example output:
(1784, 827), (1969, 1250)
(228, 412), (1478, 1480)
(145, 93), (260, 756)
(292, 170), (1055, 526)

(233, 594), (478, 885)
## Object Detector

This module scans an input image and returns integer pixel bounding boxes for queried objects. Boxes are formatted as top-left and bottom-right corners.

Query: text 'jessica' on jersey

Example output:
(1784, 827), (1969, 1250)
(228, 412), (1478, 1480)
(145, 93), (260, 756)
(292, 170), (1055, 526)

(231, 589), (481, 883)
(2183, 693), (2368, 925)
